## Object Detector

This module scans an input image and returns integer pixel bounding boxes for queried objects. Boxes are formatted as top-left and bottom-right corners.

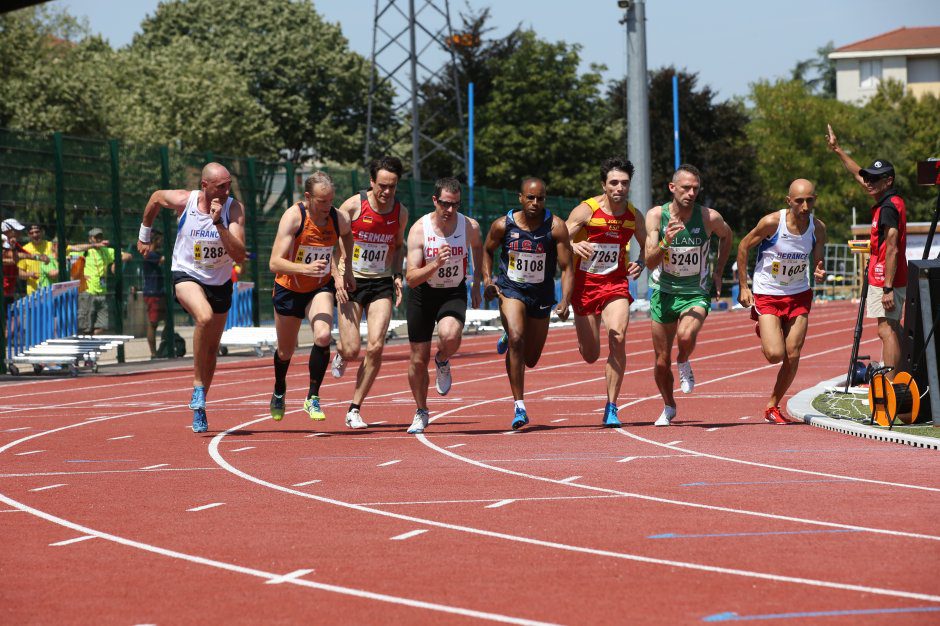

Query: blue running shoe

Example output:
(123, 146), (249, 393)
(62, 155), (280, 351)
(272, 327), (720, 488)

(189, 386), (206, 410)
(511, 406), (529, 430)
(496, 332), (509, 355)
(603, 402), (621, 428)
(192, 408), (208, 433)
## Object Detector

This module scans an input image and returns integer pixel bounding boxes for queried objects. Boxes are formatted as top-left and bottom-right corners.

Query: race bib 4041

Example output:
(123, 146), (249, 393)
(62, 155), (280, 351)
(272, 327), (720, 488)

(352, 241), (389, 273)
(295, 245), (332, 277)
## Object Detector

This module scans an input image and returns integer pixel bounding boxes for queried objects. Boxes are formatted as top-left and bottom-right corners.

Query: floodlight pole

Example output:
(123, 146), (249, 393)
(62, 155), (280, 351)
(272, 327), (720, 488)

(625, 0), (651, 294)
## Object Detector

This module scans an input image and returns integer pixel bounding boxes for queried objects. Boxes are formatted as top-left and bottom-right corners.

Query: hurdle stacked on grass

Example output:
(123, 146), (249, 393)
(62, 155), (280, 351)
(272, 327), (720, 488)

(6, 280), (79, 361)
(225, 281), (255, 330)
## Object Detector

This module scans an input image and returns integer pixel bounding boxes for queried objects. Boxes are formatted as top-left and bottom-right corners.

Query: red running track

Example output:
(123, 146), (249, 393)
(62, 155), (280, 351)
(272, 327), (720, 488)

(1, 301), (939, 625)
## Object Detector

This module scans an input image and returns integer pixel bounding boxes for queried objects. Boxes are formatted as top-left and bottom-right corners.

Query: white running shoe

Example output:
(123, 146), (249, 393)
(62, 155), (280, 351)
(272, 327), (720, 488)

(407, 409), (430, 434)
(331, 352), (347, 379)
(677, 360), (695, 393)
(345, 408), (368, 429)
(435, 356), (452, 396)
(655, 406), (677, 427)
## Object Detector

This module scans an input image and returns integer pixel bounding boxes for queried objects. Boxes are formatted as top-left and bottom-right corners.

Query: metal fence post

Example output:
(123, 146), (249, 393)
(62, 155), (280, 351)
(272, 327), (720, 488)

(284, 161), (295, 206)
(53, 132), (67, 283)
(246, 158), (261, 327)
(159, 146), (176, 358)
(109, 139), (126, 362)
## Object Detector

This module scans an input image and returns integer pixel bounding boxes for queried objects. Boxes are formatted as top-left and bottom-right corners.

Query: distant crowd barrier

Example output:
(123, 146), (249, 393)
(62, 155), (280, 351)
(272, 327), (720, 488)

(226, 282), (255, 330)
(6, 280), (79, 361)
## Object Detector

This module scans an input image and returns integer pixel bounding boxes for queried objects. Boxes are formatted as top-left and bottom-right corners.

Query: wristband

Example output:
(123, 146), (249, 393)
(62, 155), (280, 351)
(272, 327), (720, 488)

(213, 219), (224, 227)
(393, 272), (403, 281)
(138, 223), (152, 243)
(883, 286), (894, 294)
(658, 239), (670, 251)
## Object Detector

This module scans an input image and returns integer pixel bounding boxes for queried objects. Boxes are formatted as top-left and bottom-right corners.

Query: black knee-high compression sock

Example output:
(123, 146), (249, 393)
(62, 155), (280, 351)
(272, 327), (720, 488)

(273, 352), (290, 395)
(308, 344), (329, 399)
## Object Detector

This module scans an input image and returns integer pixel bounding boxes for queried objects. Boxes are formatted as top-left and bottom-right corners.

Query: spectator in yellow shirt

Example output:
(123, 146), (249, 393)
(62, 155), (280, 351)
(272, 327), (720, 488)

(68, 227), (131, 335)
(18, 224), (57, 294)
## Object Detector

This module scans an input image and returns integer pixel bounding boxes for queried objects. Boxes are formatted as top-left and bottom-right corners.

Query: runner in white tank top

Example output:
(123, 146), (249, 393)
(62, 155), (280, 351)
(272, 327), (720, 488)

(172, 190), (234, 285)
(137, 162), (247, 433)
(736, 179), (827, 424)
(403, 177), (483, 435)
(751, 209), (815, 297)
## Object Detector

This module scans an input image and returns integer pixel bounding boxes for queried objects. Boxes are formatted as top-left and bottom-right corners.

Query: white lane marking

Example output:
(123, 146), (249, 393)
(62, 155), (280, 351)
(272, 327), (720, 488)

(4, 427), (31, 432)
(618, 456), (637, 463)
(372, 420), (388, 424)
(1, 509), (25, 513)
(550, 418), (568, 423)
(362, 495), (629, 506)
(0, 490), (555, 626)
(306, 433), (327, 438)
(293, 480), (321, 487)
(231, 446), (255, 452)
(187, 502), (225, 512)
(15, 450), (45, 456)
(1, 467), (218, 478)
(617, 454), (692, 463)
(665, 441), (682, 446)
(612, 339), (940, 494)
(30, 484), (65, 492)
(208, 415), (940, 605)
(377, 460), (401, 467)
(108, 435), (134, 441)
(739, 416), (751, 421)
(391, 529), (428, 541)
(486, 499), (515, 509)
(559, 476), (581, 484)
(50, 535), (95, 547)
(265, 569), (315, 584)
(706, 428), (721, 432)
(446, 443), (466, 449)
(140, 463), (169, 470)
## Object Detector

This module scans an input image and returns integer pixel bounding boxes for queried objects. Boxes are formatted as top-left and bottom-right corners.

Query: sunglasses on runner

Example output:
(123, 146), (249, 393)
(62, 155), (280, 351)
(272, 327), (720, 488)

(435, 198), (460, 210)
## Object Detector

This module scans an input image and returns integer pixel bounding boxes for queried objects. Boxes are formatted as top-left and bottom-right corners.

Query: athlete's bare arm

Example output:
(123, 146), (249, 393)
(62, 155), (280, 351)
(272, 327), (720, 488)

(812, 218), (828, 282)
(482, 216), (508, 301)
(565, 202), (595, 260)
(826, 123), (866, 188)
(467, 216), (484, 309)
(552, 215), (573, 321)
(269, 204), (325, 277)
(627, 207), (648, 280)
(137, 189), (190, 255)
(216, 199), (247, 263)
(392, 204), (409, 307)
(338, 194), (361, 223)
(644, 205), (667, 270)
(334, 208), (356, 304)
(705, 207), (733, 298)
(736, 212), (780, 308)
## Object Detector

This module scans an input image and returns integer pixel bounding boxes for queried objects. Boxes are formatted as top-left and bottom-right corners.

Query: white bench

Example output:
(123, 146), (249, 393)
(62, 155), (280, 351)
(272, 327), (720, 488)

(9, 334), (135, 376)
(219, 326), (278, 357)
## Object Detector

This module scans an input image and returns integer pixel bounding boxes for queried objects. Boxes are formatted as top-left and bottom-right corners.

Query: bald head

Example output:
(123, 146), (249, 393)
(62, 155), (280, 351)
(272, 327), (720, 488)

(788, 178), (815, 198)
(786, 178), (817, 216)
(202, 162), (230, 183)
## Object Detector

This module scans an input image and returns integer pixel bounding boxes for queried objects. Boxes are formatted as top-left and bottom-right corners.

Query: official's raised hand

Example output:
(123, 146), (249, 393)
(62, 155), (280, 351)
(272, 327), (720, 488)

(826, 123), (839, 151)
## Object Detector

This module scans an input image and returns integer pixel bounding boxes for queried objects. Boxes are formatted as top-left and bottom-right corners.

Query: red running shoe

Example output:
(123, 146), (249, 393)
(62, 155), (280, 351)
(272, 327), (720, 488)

(763, 406), (789, 424)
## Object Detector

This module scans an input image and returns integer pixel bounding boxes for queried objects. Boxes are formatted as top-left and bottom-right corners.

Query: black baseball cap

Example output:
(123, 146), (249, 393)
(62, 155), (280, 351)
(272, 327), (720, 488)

(859, 159), (895, 180)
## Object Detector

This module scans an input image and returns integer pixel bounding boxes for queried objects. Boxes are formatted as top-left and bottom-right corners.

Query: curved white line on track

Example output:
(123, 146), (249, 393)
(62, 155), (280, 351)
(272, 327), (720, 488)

(209, 415), (940, 604)
(0, 419), (558, 626)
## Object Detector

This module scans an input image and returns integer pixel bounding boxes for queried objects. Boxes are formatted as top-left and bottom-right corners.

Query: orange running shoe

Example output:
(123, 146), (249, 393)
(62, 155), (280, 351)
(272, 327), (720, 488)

(763, 406), (789, 424)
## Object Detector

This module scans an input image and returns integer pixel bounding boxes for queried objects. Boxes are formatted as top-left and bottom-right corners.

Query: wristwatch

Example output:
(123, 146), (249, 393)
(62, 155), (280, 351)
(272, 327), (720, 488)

(883, 286), (894, 293)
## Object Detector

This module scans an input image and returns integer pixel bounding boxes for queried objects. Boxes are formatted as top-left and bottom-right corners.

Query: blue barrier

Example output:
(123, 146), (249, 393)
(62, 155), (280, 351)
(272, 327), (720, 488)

(6, 280), (79, 360)
(225, 281), (255, 329)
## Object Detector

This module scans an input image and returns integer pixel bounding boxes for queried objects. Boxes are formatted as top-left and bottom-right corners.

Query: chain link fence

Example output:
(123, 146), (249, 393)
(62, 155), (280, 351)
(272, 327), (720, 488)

(0, 127), (580, 366)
